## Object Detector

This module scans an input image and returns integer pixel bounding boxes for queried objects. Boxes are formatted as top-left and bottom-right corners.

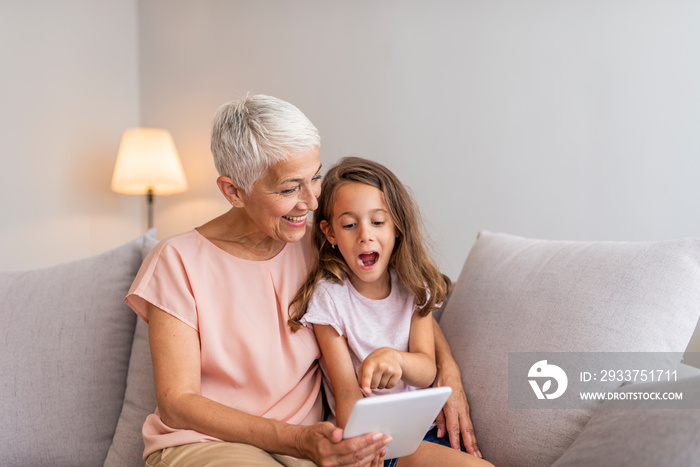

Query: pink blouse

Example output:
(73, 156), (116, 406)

(125, 229), (322, 459)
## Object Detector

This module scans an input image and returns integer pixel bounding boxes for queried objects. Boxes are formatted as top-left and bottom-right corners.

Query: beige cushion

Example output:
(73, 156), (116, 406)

(0, 231), (155, 466)
(104, 318), (157, 466)
(104, 229), (159, 466)
(440, 232), (700, 467)
(550, 375), (700, 467)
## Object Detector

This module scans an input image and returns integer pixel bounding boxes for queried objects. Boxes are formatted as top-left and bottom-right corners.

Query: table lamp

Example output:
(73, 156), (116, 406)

(111, 127), (188, 228)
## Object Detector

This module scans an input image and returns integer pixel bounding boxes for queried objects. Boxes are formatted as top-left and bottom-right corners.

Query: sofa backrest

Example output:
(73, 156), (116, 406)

(0, 230), (158, 467)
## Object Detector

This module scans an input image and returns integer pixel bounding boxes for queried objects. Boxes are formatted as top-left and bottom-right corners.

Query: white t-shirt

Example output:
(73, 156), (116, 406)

(301, 269), (419, 422)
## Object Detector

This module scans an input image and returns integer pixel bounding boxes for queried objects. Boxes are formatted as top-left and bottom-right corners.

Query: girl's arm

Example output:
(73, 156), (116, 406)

(357, 311), (436, 395)
(148, 305), (389, 466)
(313, 324), (366, 429)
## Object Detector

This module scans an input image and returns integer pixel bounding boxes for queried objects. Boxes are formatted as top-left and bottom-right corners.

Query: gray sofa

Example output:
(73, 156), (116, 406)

(1, 230), (699, 467)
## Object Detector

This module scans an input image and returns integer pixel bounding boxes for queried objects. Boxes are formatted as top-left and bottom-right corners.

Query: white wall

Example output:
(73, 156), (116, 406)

(1, 1), (698, 354)
(137, 0), (700, 280)
(0, 0), (141, 271)
(137, 0), (700, 355)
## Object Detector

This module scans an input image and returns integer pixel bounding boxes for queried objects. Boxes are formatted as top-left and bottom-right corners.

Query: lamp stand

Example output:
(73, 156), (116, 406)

(146, 188), (154, 229)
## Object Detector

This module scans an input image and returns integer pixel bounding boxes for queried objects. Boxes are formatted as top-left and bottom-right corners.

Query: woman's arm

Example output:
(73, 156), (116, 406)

(432, 317), (483, 458)
(149, 305), (389, 465)
(357, 311), (436, 395)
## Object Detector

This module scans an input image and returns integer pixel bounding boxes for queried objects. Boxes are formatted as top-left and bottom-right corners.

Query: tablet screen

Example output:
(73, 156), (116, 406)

(343, 386), (452, 459)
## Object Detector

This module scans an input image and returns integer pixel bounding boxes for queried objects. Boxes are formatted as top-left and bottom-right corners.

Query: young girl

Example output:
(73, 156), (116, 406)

(289, 157), (493, 467)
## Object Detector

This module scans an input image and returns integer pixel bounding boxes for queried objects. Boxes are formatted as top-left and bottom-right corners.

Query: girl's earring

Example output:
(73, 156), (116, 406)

(331, 243), (336, 249)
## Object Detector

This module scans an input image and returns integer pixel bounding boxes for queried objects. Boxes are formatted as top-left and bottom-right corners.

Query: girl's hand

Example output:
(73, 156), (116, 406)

(357, 347), (403, 396)
(295, 421), (390, 466)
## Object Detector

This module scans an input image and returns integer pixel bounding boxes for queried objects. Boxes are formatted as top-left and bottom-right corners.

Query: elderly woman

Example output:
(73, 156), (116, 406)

(126, 95), (480, 466)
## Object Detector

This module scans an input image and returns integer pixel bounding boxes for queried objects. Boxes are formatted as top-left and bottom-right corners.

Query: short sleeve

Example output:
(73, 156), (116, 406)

(300, 283), (346, 337)
(125, 240), (199, 330)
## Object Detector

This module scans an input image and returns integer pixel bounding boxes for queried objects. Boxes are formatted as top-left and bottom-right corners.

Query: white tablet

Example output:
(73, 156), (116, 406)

(343, 386), (452, 459)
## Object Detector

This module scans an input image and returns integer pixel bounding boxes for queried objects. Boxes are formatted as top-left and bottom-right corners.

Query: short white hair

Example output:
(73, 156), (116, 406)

(211, 94), (320, 193)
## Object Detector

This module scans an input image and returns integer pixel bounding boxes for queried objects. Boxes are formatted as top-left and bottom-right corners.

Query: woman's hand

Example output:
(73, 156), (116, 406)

(295, 422), (390, 467)
(357, 347), (403, 396)
(433, 363), (483, 458)
(432, 318), (483, 458)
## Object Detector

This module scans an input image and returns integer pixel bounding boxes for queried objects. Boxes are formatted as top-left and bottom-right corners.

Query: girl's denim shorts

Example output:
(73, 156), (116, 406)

(383, 426), (464, 467)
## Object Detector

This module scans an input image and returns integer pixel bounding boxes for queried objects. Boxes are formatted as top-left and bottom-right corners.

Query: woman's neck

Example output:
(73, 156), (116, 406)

(196, 209), (286, 261)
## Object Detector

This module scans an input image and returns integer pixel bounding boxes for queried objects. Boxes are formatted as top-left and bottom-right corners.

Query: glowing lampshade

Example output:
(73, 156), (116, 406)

(111, 128), (187, 228)
(111, 128), (187, 195)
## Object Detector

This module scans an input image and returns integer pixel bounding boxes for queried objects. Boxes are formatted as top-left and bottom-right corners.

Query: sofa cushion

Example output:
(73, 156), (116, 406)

(439, 232), (700, 467)
(104, 318), (157, 466)
(550, 375), (700, 467)
(104, 233), (159, 467)
(0, 231), (155, 467)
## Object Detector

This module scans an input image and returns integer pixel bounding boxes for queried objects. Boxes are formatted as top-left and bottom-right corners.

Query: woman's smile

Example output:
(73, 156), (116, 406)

(282, 214), (309, 227)
(239, 148), (321, 244)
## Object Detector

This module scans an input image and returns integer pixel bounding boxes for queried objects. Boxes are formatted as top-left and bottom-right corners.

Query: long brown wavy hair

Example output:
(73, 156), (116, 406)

(288, 156), (451, 331)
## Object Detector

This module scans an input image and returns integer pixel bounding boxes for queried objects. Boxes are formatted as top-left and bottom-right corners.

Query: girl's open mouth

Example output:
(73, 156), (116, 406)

(357, 252), (379, 267)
